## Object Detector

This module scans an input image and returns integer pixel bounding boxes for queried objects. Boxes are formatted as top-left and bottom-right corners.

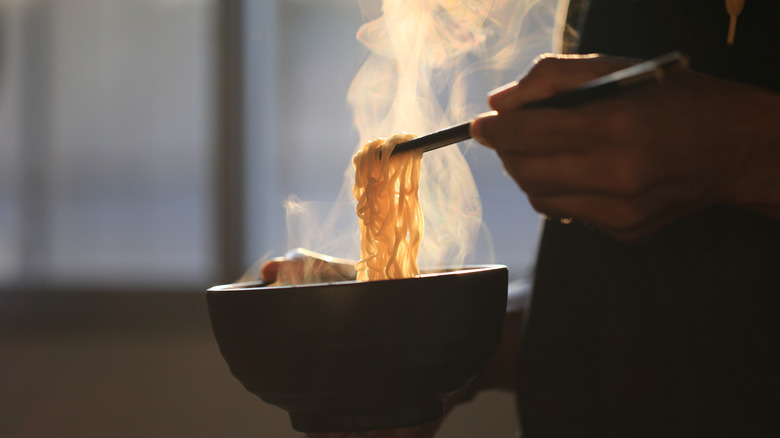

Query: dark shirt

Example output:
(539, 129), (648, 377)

(517, 1), (780, 437)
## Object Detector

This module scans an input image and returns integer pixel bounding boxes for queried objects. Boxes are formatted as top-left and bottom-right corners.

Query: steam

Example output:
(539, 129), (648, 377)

(283, 0), (554, 270)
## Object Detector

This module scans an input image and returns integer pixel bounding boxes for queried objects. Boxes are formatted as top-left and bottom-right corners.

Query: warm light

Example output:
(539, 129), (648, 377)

(278, 0), (554, 275)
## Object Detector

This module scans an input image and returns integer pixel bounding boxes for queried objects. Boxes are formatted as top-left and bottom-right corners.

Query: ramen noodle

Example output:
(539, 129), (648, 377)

(352, 133), (423, 281)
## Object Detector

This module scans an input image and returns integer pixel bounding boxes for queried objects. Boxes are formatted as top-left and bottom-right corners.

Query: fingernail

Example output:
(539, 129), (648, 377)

(469, 113), (496, 147)
(487, 80), (518, 98)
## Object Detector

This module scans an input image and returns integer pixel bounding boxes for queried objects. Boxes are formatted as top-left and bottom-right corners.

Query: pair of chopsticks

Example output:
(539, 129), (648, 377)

(390, 51), (687, 156)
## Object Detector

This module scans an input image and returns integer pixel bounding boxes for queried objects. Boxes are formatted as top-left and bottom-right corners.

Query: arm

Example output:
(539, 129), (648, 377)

(471, 54), (780, 241)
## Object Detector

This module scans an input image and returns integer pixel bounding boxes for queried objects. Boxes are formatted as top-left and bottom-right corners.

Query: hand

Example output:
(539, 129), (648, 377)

(471, 54), (780, 241)
(260, 248), (357, 285)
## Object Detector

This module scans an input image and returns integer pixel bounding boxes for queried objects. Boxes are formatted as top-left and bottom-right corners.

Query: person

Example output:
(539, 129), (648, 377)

(277, 0), (780, 436)
(473, 1), (780, 437)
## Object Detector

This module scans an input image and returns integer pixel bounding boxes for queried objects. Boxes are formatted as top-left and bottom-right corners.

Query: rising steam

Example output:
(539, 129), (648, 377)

(283, 0), (554, 270)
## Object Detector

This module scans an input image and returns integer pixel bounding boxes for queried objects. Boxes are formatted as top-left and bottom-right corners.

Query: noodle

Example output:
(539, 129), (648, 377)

(352, 133), (424, 282)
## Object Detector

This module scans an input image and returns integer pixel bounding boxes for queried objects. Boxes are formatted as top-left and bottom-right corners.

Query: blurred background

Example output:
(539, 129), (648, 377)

(0, 0), (550, 436)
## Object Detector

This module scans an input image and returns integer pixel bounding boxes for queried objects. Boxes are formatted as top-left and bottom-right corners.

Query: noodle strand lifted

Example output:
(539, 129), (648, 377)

(352, 133), (423, 281)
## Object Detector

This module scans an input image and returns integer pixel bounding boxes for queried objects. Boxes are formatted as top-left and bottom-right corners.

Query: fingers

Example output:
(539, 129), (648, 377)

(487, 53), (631, 112)
(494, 134), (662, 198)
(497, 151), (617, 196)
(260, 249), (358, 285)
(471, 108), (596, 156)
(527, 193), (662, 241)
(259, 257), (284, 283)
(525, 181), (706, 242)
(491, 138), (679, 241)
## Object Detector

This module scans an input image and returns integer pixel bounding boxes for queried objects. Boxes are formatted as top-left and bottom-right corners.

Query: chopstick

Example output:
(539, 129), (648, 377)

(390, 51), (687, 156)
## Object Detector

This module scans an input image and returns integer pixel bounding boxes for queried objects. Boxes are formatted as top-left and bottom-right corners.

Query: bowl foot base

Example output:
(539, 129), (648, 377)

(288, 399), (444, 433)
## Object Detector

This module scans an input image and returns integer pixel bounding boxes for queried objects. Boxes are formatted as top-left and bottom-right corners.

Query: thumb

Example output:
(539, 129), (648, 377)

(487, 53), (628, 112)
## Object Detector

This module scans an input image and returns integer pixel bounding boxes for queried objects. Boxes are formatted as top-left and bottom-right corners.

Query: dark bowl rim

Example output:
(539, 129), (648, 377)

(207, 263), (508, 293)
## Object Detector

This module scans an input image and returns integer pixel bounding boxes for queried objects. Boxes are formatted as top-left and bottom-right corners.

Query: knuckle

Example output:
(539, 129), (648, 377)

(601, 200), (649, 237)
(525, 195), (550, 215)
(532, 53), (560, 68)
(528, 55), (566, 79)
(497, 157), (523, 186)
(524, 55), (564, 85)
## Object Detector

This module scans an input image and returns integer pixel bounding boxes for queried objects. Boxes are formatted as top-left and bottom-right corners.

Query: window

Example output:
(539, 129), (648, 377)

(0, 0), (216, 289)
(1, 0), (552, 291)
